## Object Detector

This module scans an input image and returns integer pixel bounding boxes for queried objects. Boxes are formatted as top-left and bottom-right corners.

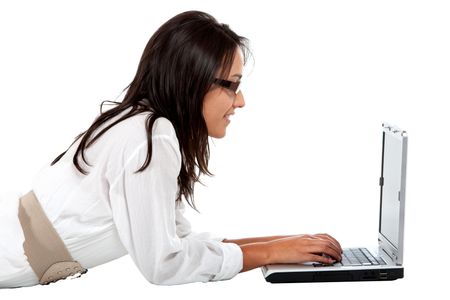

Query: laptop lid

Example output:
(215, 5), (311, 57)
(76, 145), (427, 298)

(378, 123), (408, 266)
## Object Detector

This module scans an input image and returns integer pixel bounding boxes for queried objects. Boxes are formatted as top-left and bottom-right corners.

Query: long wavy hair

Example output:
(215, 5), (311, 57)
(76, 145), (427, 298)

(50, 10), (250, 210)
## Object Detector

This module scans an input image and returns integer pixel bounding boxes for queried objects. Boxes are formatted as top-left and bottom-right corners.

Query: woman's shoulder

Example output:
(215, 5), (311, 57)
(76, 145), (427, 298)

(100, 110), (180, 165)
(150, 116), (177, 138)
(110, 107), (177, 141)
(131, 114), (178, 147)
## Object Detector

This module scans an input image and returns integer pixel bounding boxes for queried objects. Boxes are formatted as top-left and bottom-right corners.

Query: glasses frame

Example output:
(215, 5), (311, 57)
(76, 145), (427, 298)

(213, 78), (241, 95)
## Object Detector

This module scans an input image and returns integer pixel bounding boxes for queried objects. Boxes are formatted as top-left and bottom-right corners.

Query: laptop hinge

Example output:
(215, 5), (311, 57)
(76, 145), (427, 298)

(378, 238), (400, 265)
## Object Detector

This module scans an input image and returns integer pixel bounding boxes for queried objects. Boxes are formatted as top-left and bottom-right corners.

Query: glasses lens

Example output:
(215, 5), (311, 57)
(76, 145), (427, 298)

(214, 78), (242, 95)
(234, 80), (243, 94)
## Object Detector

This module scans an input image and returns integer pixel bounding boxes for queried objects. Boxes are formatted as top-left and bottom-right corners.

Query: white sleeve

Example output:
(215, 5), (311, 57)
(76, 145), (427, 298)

(107, 134), (243, 285)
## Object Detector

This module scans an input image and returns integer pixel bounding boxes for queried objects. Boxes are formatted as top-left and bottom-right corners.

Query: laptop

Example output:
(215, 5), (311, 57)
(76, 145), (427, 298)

(262, 123), (408, 283)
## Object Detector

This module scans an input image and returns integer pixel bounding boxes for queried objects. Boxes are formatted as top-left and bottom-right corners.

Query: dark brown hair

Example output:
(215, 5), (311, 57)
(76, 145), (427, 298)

(50, 11), (250, 210)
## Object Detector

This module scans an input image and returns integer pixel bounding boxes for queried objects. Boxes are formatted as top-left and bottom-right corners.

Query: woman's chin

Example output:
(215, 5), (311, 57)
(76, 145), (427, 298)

(209, 129), (226, 138)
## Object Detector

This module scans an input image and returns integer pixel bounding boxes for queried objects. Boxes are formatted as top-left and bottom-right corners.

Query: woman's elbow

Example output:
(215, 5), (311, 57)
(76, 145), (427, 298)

(141, 268), (176, 285)
(140, 262), (190, 285)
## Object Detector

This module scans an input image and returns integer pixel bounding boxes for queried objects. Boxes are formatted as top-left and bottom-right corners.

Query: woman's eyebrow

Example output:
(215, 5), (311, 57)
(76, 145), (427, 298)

(231, 74), (242, 79)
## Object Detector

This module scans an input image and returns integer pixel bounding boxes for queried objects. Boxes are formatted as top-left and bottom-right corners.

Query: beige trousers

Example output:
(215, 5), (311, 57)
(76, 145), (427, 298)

(18, 190), (88, 285)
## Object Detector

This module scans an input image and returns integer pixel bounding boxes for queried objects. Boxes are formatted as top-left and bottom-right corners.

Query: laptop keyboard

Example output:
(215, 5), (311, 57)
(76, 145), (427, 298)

(314, 248), (386, 267)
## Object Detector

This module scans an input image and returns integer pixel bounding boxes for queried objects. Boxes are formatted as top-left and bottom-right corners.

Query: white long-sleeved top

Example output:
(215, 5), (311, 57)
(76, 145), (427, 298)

(0, 106), (243, 288)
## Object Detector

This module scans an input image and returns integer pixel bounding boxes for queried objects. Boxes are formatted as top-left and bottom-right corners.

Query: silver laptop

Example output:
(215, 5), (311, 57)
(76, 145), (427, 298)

(262, 123), (408, 283)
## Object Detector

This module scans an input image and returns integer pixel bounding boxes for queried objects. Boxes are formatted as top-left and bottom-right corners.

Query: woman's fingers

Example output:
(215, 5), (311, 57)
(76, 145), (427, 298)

(267, 233), (344, 265)
(300, 235), (342, 261)
(314, 233), (343, 253)
(310, 233), (343, 258)
(306, 242), (342, 261)
(305, 253), (335, 265)
(294, 234), (342, 260)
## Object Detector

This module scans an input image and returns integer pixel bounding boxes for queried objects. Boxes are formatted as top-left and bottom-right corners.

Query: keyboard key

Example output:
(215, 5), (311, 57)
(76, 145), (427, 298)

(341, 256), (350, 263)
(361, 248), (379, 265)
(312, 248), (386, 267)
(340, 248), (385, 266)
(375, 257), (387, 265)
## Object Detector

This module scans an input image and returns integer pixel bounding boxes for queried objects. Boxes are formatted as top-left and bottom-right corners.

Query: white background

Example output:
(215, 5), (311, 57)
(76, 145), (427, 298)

(1, 0), (449, 298)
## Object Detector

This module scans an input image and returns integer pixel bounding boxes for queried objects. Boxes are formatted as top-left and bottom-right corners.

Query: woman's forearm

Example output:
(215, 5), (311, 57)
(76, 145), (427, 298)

(238, 242), (272, 272)
(223, 236), (294, 273)
(222, 235), (293, 246)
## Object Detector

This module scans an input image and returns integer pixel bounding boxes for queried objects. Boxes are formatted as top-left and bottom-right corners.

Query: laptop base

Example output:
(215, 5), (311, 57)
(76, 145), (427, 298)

(265, 267), (404, 283)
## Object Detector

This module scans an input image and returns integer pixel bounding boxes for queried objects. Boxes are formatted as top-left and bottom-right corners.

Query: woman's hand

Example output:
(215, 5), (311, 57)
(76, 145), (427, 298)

(266, 233), (343, 265)
(238, 233), (342, 272)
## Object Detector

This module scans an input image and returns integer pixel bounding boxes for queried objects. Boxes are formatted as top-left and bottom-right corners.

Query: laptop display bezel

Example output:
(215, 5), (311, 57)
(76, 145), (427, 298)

(378, 123), (408, 266)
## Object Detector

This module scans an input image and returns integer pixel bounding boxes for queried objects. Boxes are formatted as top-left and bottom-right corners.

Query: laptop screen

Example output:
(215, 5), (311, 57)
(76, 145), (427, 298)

(379, 126), (407, 251)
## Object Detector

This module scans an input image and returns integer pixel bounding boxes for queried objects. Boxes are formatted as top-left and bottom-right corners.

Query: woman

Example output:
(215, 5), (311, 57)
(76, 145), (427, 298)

(0, 10), (342, 288)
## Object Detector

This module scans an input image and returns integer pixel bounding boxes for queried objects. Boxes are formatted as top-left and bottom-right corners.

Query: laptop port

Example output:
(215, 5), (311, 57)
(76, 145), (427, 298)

(362, 271), (377, 280)
(379, 272), (388, 280)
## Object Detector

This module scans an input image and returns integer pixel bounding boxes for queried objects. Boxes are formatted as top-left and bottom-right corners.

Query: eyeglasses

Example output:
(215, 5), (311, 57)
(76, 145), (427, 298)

(213, 78), (241, 95)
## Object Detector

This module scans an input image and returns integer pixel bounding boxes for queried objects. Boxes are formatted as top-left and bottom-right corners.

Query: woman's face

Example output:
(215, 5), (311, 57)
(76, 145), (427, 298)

(203, 48), (245, 138)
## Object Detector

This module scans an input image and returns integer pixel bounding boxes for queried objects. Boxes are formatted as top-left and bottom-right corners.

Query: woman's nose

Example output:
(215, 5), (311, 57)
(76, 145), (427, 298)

(234, 91), (245, 108)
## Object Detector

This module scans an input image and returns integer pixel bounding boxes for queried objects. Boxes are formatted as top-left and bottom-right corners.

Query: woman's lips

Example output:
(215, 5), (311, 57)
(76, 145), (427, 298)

(224, 113), (234, 122)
